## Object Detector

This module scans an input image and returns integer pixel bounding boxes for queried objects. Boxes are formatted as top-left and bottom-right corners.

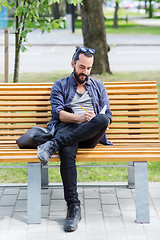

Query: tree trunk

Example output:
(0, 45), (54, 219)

(13, 34), (20, 83)
(148, 0), (153, 18)
(113, 1), (119, 28)
(13, 1), (20, 83)
(81, 0), (112, 74)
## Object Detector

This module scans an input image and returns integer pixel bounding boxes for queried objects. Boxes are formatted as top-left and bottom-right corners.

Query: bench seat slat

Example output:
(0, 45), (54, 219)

(0, 113), (51, 118)
(0, 105), (158, 111)
(0, 101), (50, 106)
(0, 107), (51, 111)
(0, 118), (50, 123)
(111, 105), (158, 110)
(113, 117), (159, 122)
(0, 129), (159, 136)
(103, 84), (157, 90)
(110, 124), (159, 129)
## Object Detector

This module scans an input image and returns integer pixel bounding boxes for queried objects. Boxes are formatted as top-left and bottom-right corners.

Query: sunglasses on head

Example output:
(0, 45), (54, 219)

(76, 47), (95, 54)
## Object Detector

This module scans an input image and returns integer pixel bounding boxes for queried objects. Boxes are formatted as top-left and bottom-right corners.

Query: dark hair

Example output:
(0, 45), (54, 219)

(72, 46), (95, 63)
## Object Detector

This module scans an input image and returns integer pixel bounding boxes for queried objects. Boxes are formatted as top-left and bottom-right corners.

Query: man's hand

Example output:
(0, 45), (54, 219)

(78, 111), (96, 123)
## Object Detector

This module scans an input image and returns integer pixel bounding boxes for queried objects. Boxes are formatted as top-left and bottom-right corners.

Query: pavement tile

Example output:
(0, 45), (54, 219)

(27, 231), (47, 240)
(124, 224), (147, 239)
(41, 194), (50, 206)
(85, 211), (106, 240)
(100, 187), (115, 194)
(27, 219), (48, 232)
(106, 231), (127, 240)
(146, 232), (160, 240)
(149, 188), (160, 199)
(152, 199), (160, 210)
(18, 189), (27, 200)
(51, 188), (64, 200)
(116, 188), (133, 199)
(149, 182), (160, 188)
(118, 199), (136, 211)
(101, 193), (118, 205)
(143, 217), (160, 232)
(84, 198), (101, 211)
(6, 229), (27, 240)
(121, 211), (137, 225)
(47, 225), (66, 240)
(84, 187), (100, 199)
(10, 212), (27, 226)
(3, 188), (19, 195)
(0, 231), (8, 240)
(0, 195), (17, 206)
(0, 218), (11, 231)
(14, 200), (27, 212)
(104, 216), (125, 232)
(0, 206), (14, 219)
(42, 206), (50, 218)
(50, 199), (66, 211)
(102, 204), (121, 217)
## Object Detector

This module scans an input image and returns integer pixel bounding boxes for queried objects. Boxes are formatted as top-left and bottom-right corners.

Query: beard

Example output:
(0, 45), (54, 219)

(73, 68), (88, 84)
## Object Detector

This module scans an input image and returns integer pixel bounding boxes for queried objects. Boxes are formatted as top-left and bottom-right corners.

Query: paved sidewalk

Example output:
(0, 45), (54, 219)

(0, 182), (160, 240)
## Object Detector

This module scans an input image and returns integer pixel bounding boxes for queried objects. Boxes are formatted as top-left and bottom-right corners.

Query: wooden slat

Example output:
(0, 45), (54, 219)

(110, 124), (159, 129)
(103, 81), (156, 85)
(0, 91), (51, 96)
(112, 111), (158, 116)
(0, 101), (50, 106)
(0, 124), (47, 129)
(0, 107), (51, 111)
(0, 111), (157, 117)
(112, 117), (159, 122)
(111, 105), (158, 110)
(107, 89), (157, 95)
(107, 129), (159, 134)
(0, 118), (50, 123)
(104, 84), (157, 90)
(0, 96), (50, 100)
(110, 100), (158, 105)
(108, 95), (158, 100)
(107, 135), (159, 139)
(0, 113), (51, 118)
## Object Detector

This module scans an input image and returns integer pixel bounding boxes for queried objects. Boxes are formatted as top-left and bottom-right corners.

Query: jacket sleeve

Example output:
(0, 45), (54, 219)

(101, 83), (112, 124)
(50, 81), (65, 121)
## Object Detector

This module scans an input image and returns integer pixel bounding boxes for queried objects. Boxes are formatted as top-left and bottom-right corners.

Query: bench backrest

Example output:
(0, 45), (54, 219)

(0, 81), (159, 148)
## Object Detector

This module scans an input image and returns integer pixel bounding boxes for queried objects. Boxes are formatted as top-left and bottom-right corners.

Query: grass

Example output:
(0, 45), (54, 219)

(0, 70), (160, 183)
(75, 18), (160, 35)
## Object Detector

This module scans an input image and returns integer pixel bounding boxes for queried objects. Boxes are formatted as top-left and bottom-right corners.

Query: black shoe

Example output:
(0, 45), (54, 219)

(37, 140), (59, 166)
(64, 205), (81, 232)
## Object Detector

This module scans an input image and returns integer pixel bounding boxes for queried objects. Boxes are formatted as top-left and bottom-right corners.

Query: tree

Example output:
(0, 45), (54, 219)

(81, 0), (112, 75)
(0, 0), (82, 83)
(113, 0), (119, 28)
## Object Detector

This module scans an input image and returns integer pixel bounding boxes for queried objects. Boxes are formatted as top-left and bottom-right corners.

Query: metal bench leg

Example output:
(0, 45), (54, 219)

(27, 163), (41, 224)
(128, 161), (135, 189)
(134, 161), (150, 223)
(41, 166), (49, 188)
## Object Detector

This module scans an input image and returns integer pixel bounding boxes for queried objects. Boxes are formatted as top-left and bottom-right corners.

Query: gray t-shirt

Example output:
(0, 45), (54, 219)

(70, 90), (94, 115)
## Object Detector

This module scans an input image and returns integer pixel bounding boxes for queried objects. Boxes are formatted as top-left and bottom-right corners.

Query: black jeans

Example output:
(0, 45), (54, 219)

(53, 114), (109, 207)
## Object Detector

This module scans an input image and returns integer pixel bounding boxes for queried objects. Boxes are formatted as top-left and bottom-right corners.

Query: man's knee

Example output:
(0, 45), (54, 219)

(94, 114), (109, 128)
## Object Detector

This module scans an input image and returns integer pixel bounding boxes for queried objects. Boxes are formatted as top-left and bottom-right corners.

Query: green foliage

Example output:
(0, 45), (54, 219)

(0, 0), (82, 82)
(0, 0), (83, 49)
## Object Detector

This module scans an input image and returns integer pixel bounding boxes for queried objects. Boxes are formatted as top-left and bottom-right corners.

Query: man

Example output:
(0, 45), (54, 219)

(37, 47), (112, 232)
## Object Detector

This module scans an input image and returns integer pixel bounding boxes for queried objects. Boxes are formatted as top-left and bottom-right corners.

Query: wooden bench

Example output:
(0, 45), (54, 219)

(0, 81), (160, 224)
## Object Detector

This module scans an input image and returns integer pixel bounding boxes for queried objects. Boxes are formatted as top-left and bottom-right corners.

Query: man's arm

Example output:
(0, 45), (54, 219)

(59, 110), (95, 123)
